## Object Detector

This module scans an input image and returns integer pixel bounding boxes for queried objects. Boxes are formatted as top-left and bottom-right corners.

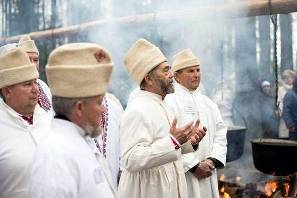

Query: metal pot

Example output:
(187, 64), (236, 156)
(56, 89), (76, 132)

(226, 126), (247, 162)
(251, 138), (297, 176)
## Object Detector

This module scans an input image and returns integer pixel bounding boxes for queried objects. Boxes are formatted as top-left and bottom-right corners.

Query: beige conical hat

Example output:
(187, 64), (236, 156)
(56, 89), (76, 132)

(46, 43), (113, 98)
(172, 49), (200, 72)
(18, 34), (39, 54)
(0, 48), (39, 88)
(124, 38), (167, 85)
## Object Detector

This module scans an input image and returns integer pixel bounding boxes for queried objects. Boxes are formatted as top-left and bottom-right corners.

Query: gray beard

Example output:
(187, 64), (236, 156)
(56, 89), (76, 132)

(83, 123), (102, 138)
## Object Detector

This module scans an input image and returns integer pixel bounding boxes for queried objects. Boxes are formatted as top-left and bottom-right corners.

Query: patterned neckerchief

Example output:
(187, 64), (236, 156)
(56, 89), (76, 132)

(20, 114), (33, 125)
(37, 82), (51, 112)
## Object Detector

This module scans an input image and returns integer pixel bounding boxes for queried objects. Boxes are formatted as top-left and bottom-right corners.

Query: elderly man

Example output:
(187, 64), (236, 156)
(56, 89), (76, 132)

(0, 48), (51, 198)
(94, 92), (124, 187)
(118, 39), (206, 198)
(29, 43), (117, 197)
(18, 35), (54, 118)
(165, 49), (227, 198)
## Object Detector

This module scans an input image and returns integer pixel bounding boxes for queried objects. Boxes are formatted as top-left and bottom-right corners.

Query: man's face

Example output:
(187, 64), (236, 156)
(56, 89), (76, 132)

(175, 65), (200, 91)
(80, 95), (105, 138)
(3, 79), (39, 116)
(27, 52), (39, 71)
(150, 62), (174, 97)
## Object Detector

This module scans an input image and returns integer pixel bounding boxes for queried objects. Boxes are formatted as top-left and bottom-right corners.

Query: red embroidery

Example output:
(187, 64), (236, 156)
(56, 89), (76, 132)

(94, 96), (108, 157)
(37, 82), (51, 112)
(94, 50), (106, 63)
(20, 115), (33, 125)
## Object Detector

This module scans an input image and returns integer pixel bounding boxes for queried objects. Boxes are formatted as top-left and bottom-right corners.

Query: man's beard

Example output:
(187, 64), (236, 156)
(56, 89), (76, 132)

(83, 122), (102, 138)
(155, 77), (174, 95)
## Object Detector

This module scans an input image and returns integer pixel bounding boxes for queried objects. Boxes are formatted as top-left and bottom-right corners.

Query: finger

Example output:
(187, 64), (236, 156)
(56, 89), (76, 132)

(203, 126), (207, 132)
(194, 119), (200, 128)
(171, 118), (177, 129)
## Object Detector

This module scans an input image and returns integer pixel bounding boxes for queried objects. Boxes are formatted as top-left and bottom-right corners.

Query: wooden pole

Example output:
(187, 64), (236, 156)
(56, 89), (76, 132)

(1, 0), (297, 43)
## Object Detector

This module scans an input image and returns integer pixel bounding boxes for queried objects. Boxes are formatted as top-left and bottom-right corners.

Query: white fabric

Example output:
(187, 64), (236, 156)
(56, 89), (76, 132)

(118, 90), (188, 198)
(29, 119), (117, 198)
(0, 101), (51, 198)
(165, 83), (227, 198)
(278, 84), (292, 137)
(37, 79), (55, 118)
(95, 93), (123, 187)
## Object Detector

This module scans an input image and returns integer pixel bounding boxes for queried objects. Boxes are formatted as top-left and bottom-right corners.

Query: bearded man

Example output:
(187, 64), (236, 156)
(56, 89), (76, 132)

(118, 39), (206, 198)
(29, 43), (117, 198)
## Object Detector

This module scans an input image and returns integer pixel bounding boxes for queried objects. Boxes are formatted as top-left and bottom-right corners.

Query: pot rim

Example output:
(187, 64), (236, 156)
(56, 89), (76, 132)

(251, 138), (297, 146)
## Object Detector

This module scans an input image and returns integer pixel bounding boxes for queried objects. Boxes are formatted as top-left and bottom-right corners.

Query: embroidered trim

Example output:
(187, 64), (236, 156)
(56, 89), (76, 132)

(37, 82), (51, 112)
(94, 96), (108, 157)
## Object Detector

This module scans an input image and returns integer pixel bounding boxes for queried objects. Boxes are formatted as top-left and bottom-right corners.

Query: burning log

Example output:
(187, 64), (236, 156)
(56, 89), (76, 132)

(1, 0), (297, 44)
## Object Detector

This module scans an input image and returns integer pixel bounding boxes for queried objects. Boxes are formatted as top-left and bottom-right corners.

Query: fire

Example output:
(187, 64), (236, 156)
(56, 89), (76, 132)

(235, 176), (241, 183)
(264, 180), (278, 196)
(219, 186), (231, 198)
(220, 174), (225, 181)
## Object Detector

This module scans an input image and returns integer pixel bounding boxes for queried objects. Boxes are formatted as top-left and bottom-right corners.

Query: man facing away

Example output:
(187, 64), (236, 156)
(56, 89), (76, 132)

(118, 38), (206, 198)
(0, 48), (51, 198)
(29, 43), (117, 198)
(18, 35), (54, 118)
(165, 49), (227, 198)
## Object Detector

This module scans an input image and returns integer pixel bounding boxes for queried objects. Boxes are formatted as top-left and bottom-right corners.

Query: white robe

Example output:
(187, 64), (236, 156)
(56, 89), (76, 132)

(165, 83), (227, 198)
(118, 90), (189, 198)
(29, 119), (117, 198)
(95, 93), (123, 187)
(0, 101), (51, 198)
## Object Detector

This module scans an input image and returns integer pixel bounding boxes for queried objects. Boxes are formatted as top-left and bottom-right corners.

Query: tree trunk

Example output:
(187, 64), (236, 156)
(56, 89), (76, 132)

(280, 14), (293, 72)
(258, 15), (271, 79)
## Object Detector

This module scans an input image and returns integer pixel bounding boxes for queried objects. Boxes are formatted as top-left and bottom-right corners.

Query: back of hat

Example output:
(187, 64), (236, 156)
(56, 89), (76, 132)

(46, 43), (113, 98)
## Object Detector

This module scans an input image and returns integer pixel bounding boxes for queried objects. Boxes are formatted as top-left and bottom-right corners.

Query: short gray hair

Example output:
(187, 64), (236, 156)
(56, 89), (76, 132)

(52, 96), (86, 116)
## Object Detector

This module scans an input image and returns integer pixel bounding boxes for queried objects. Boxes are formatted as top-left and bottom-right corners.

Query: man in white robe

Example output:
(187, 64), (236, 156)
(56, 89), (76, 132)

(0, 48), (51, 198)
(29, 43), (117, 198)
(118, 38), (206, 198)
(165, 49), (227, 198)
(94, 93), (124, 187)
(18, 35), (55, 118)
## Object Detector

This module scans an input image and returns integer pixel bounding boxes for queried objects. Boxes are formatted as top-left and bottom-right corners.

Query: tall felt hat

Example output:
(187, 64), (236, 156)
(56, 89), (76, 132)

(124, 38), (167, 85)
(172, 49), (200, 72)
(18, 34), (39, 54)
(0, 48), (39, 88)
(46, 43), (113, 98)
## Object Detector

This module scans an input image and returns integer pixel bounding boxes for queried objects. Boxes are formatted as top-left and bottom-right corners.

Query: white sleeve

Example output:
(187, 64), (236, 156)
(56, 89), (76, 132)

(29, 148), (79, 198)
(209, 105), (227, 166)
(121, 111), (179, 172)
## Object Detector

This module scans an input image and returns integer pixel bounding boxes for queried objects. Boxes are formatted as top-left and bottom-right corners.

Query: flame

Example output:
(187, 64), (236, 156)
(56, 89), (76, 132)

(220, 174), (225, 181)
(219, 186), (231, 198)
(264, 180), (278, 196)
(235, 176), (241, 183)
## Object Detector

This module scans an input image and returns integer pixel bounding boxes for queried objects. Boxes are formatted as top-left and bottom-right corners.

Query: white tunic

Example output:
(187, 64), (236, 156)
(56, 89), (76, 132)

(95, 93), (123, 187)
(118, 90), (188, 198)
(165, 83), (227, 198)
(29, 119), (117, 198)
(0, 101), (51, 198)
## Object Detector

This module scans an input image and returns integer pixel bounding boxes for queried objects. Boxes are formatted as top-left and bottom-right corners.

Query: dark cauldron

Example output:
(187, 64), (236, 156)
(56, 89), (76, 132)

(226, 126), (247, 162)
(251, 138), (297, 176)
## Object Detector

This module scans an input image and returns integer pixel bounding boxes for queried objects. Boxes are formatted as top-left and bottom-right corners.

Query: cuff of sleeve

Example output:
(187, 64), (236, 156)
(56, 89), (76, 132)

(170, 135), (181, 150)
(207, 157), (224, 168)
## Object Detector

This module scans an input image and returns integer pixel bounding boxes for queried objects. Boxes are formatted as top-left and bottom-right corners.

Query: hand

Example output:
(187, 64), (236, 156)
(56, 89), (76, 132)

(194, 160), (213, 179)
(189, 119), (207, 145)
(170, 118), (193, 145)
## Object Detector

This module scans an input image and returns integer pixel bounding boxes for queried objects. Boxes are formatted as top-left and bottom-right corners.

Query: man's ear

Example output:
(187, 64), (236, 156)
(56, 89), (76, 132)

(143, 74), (154, 86)
(174, 72), (180, 83)
(73, 100), (84, 117)
(1, 86), (11, 99)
